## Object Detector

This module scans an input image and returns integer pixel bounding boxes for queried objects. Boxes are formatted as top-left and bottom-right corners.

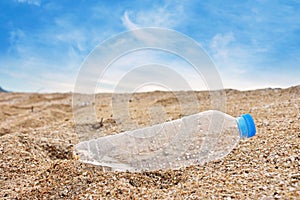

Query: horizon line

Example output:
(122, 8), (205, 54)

(2, 84), (299, 94)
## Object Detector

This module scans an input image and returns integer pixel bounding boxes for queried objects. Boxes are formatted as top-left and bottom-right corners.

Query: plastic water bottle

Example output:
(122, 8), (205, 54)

(74, 110), (256, 172)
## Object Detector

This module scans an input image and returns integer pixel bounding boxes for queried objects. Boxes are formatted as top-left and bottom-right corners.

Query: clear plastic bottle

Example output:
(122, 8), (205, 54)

(74, 110), (256, 172)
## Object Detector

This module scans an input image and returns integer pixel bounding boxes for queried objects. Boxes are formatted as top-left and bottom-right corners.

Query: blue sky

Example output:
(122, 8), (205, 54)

(0, 0), (300, 92)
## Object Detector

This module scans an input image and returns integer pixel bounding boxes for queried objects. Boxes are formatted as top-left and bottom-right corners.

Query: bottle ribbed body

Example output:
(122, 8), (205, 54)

(75, 110), (241, 172)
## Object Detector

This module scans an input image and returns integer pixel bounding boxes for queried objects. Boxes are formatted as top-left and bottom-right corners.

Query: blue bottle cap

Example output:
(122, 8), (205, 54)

(237, 114), (256, 138)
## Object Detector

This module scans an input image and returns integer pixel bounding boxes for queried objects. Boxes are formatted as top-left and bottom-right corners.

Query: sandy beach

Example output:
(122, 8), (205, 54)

(0, 86), (299, 199)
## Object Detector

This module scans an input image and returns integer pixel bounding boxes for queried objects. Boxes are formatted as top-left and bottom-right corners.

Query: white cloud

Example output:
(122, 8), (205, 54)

(121, 11), (139, 30)
(208, 32), (300, 90)
(209, 32), (250, 75)
(208, 33), (257, 90)
(122, 2), (185, 30)
(2, 7), (119, 93)
(133, 4), (184, 28)
(17, 0), (41, 6)
(0, 56), (77, 92)
(8, 29), (26, 53)
(120, 13), (165, 46)
(210, 32), (235, 61)
(118, 3), (192, 89)
(94, 50), (208, 93)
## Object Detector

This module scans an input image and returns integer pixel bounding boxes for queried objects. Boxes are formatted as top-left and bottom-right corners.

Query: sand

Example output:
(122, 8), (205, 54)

(0, 87), (299, 199)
